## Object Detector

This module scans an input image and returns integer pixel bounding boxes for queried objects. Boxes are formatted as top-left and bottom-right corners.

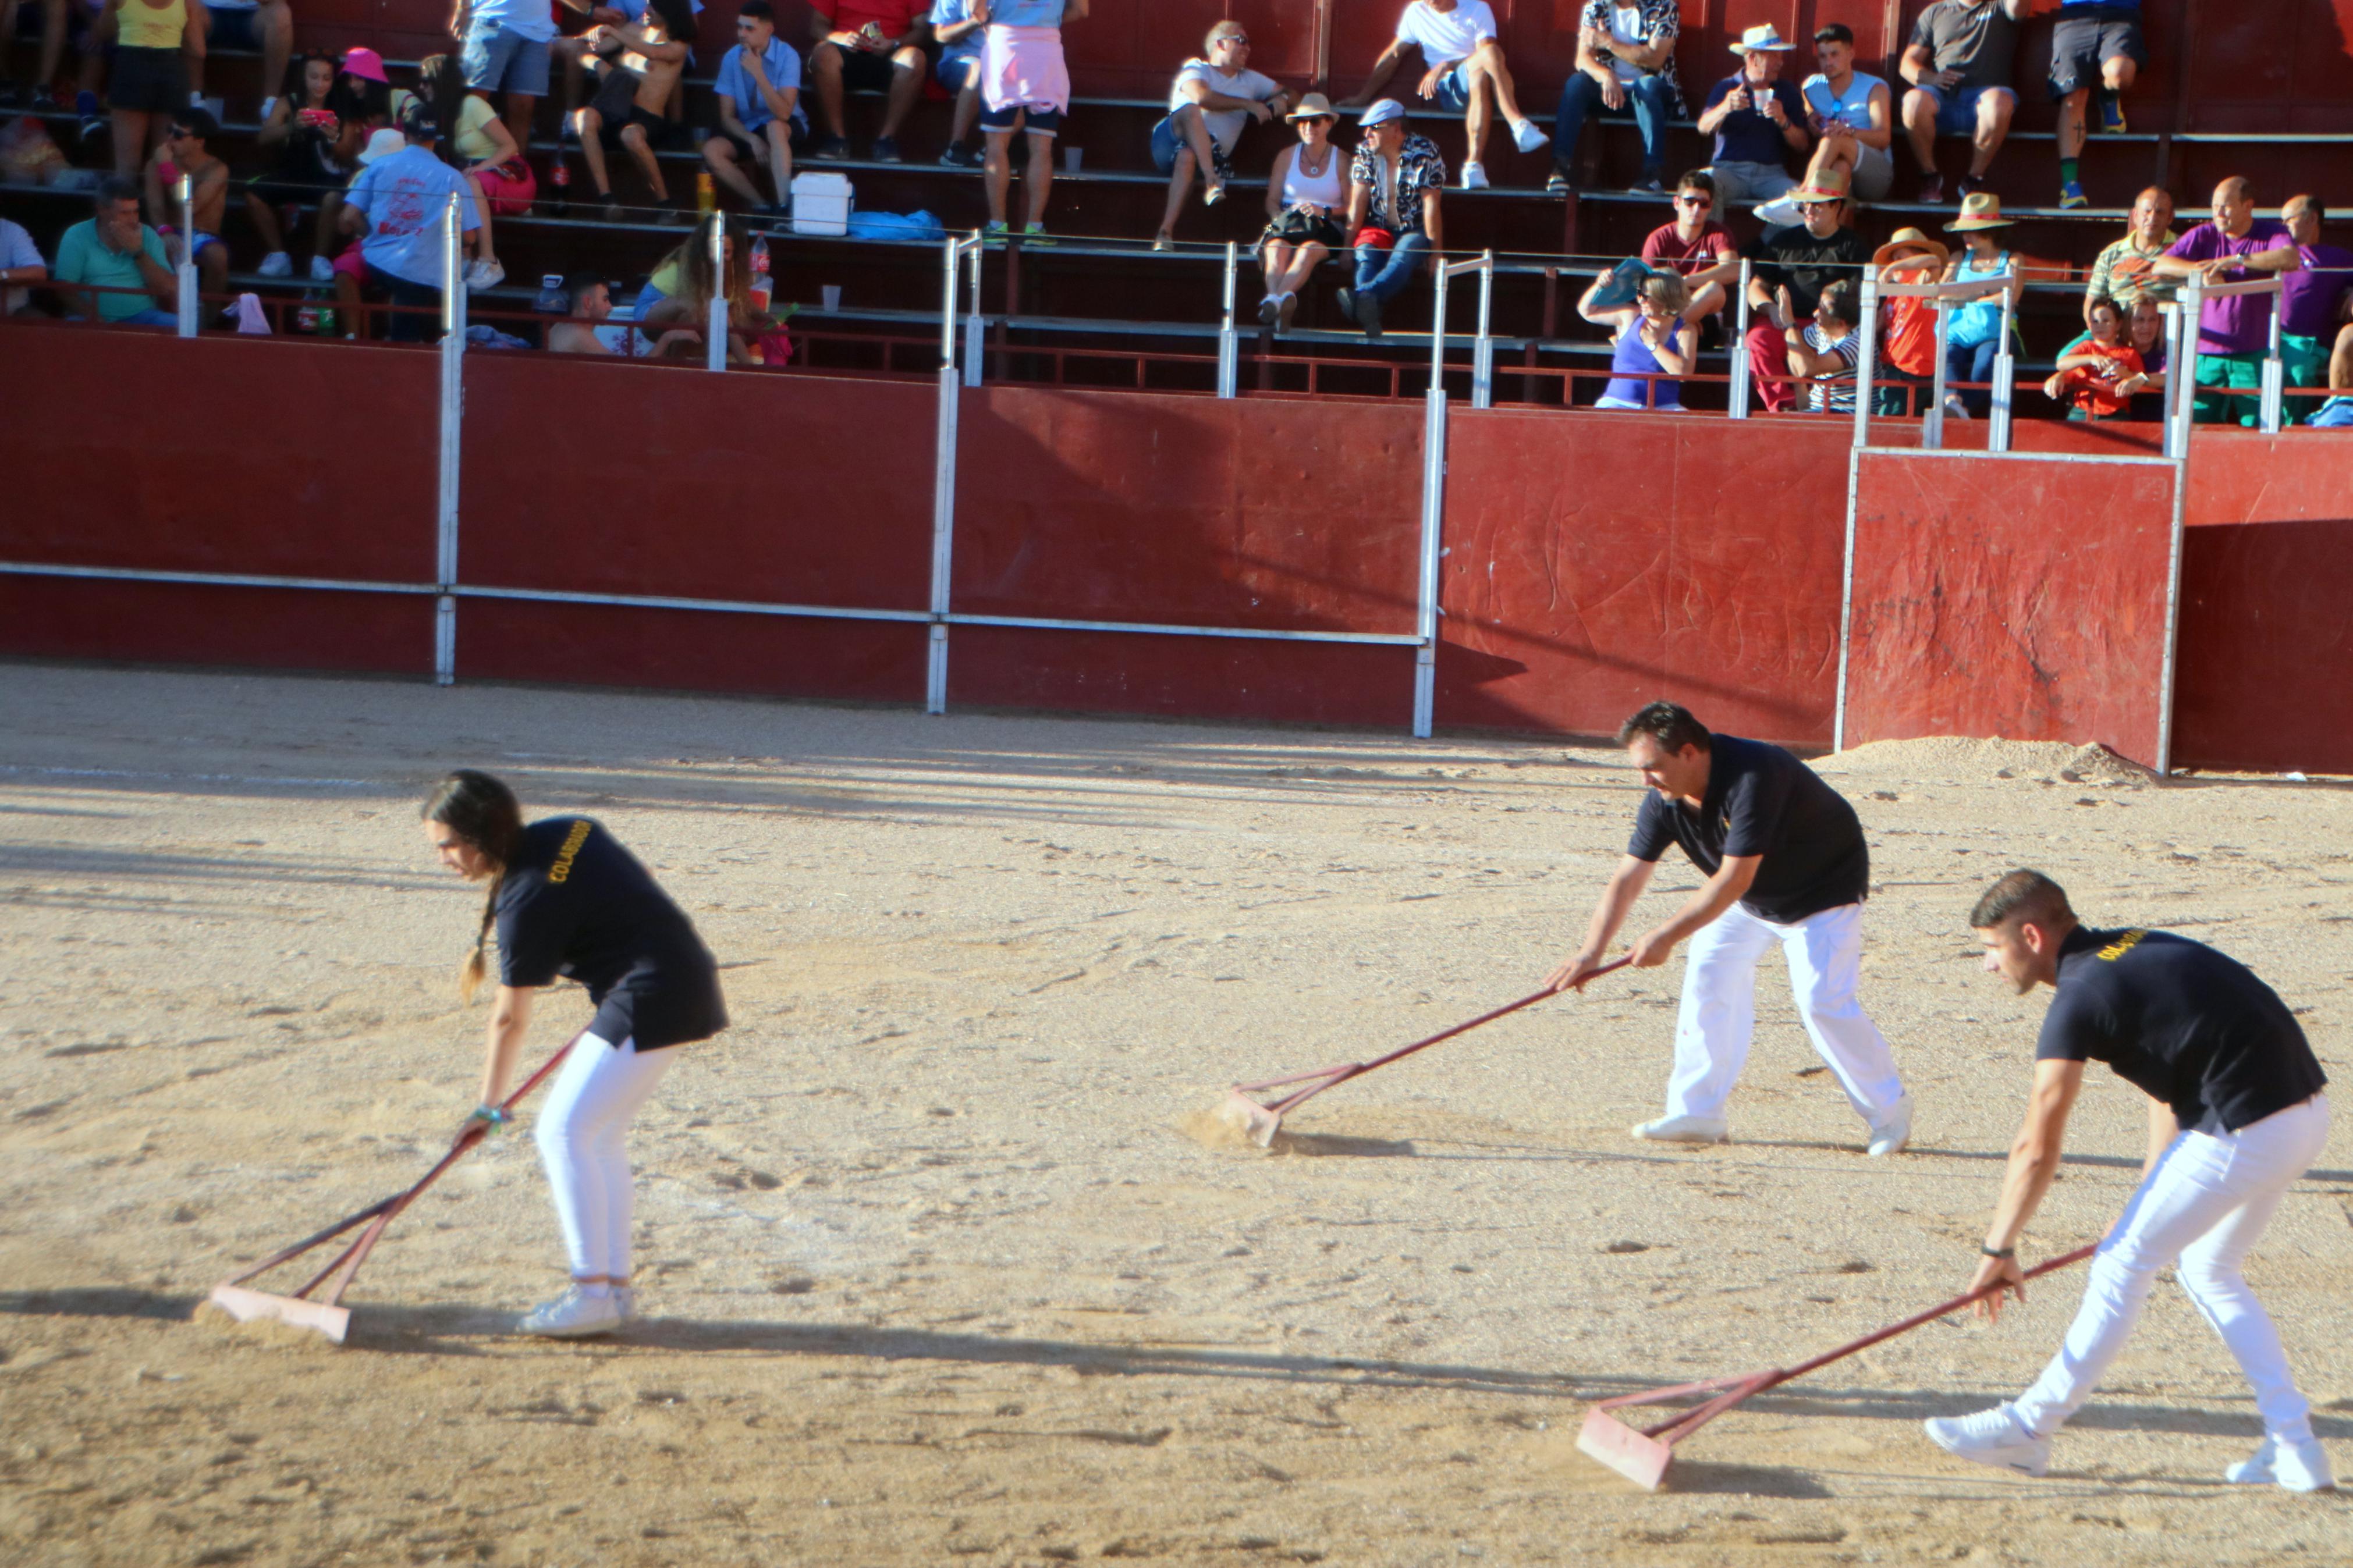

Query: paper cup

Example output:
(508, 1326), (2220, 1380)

(821, 285), (842, 311)
(1063, 146), (1083, 173)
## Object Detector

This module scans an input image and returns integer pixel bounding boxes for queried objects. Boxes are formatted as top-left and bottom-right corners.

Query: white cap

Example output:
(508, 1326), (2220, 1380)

(1357, 98), (1406, 129)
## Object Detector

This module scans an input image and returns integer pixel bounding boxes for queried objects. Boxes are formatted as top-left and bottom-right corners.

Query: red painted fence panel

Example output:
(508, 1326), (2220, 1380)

(1435, 408), (1851, 747)
(1841, 450), (2180, 767)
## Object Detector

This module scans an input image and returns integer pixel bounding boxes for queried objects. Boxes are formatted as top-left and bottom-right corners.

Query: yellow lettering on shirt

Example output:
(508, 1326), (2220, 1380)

(546, 819), (592, 884)
(2096, 928), (2148, 962)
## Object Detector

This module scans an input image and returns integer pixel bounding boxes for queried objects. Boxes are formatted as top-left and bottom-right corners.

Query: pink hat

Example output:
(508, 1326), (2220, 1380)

(340, 47), (388, 84)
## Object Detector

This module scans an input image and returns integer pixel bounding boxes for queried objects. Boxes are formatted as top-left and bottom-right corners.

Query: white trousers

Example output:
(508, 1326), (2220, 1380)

(1666, 901), (1906, 1124)
(534, 1032), (674, 1280)
(2011, 1093), (2330, 1443)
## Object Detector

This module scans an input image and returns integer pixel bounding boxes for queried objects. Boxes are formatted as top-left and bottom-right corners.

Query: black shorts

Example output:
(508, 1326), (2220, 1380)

(205, 6), (261, 51)
(109, 45), (187, 115)
(822, 41), (915, 94)
(588, 69), (672, 147)
(704, 118), (810, 162)
(978, 100), (1061, 136)
(2049, 5), (2146, 99)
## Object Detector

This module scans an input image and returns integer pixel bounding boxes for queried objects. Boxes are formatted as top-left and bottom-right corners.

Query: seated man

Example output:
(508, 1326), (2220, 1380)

(1333, 98), (1444, 337)
(1638, 170), (1738, 321)
(1549, 0), (1681, 195)
(144, 106), (229, 298)
(2049, 0), (2144, 209)
(2279, 194), (2353, 421)
(0, 212), (46, 315)
(702, 0), (807, 216)
(1900, 0), (2024, 205)
(805, 0), (929, 162)
(191, 0), (293, 120)
(1784, 276), (1862, 413)
(571, 0), (691, 218)
(339, 103), (480, 342)
(547, 273), (612, 351)
(1743, 166), (1867, 412)
(1757, 23), (1889, 225)
(54, 175), (177, 325)
(1151, 20), (1291, 248)
(2152, 176), (2301, 424)
(928, 0), (984, 166)
(1697, 24), (1808, 209)
(2084, 186), (2177, 324)
(1347, 0), (1545, 191)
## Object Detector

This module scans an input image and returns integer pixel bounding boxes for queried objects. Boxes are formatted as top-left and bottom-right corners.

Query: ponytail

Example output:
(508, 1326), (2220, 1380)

(421, 769), (524, 1002)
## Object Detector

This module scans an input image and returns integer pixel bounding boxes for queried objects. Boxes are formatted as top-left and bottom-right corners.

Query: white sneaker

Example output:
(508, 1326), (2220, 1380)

(1923, 1405), (2050, 1477)
(613, 1284), (638, 1322)
(1754, 194), (1802, 229)
(2228, 1435), (2336, 1492)
(308, 254), (336, 284)
(518, 1285), (622, 1339)
(1460, 161), (1489, 191)
(258, 250), (292, 278)
(1866, 1092), (1914, 1157)
(1943, 393), (1973, 421)
(1509, 118), (1549, 154)
(1630, 1114), (1728, 1144)
(464, 258), (506, 291)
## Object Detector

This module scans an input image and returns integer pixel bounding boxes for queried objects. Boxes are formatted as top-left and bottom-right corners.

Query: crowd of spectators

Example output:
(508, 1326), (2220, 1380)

(2, 0), (2350, 424)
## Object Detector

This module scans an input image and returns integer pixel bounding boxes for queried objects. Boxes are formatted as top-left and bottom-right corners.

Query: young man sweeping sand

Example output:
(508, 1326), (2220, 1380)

(423, 770), (727, 1339)
(1546, 701), (1912, 1153)
(1926, 870), (2333, 1489)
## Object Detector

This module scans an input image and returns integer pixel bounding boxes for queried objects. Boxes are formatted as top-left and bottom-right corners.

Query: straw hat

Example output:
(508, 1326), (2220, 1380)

(1730, 23), (1795, 54)
(1287, 92), (1337, 122)
(1871, 226), (1950, 269)
(1790, 166), (1850, 204)
(1945, 191), (2015, 232)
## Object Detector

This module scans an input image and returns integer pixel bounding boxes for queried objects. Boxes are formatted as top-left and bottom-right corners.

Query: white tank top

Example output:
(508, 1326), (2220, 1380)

(1282, 143), (1344, 209)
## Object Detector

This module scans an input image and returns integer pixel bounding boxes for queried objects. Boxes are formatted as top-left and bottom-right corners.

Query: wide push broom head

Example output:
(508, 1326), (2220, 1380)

(1575, 1406), (1675, 1490)
(1216, 1087), (1288, 1149)
(206, 1283), (352, 1345)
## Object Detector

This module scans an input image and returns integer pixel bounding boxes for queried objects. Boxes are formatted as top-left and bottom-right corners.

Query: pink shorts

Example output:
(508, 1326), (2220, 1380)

(332, 244), (365, 282)
(473, 159), (537, 218)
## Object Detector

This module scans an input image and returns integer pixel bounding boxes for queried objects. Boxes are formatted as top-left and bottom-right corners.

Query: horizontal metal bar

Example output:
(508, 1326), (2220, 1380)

(1440, 258), (1489, 279)
(1858, 446), (2180, 468)
(2193, 276), (2286, 299)
(1877, 278), (2018, 301)
(0, 561), (439, 595)
(450, 584), (934, 624)
(945, 611), (1424, 646)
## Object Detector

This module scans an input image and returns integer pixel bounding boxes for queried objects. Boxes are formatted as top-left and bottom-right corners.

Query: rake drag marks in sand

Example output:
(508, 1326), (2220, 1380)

(2, 670), (2351, 1566)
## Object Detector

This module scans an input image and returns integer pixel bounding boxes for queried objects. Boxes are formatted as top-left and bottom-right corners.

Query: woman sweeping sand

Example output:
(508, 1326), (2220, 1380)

(422, 770), (727, 1338)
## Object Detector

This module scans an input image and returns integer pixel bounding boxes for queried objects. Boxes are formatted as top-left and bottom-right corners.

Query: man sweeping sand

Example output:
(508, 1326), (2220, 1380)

(1546, 701), (1912, 1151)
(1926, 870), (2334, 1489)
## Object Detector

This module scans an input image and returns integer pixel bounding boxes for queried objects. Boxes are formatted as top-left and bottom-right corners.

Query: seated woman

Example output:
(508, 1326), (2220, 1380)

(1255, 93), (1344, 332)
(308, 48), (412, 284)
(1940, 193), (2024, 417)
(637, 214), (759, 363)
(1580, 268), (1695, 411)
(420, 51), (535, 291)
(2045, 292), (2155, 420)
(243, 53), (349, 279)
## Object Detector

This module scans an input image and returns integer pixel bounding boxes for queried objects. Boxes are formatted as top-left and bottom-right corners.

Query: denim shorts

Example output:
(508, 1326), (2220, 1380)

(1919, 80), (2005, 134)
(937, 52), (981, 94)
(462, 23), (552, 97)
(1429, 61), (1472, 112)
(1148, 112), (1232, 180)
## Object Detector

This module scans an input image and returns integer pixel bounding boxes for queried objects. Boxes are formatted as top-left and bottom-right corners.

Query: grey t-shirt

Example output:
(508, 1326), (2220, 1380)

(1910, 0), (2019, 92)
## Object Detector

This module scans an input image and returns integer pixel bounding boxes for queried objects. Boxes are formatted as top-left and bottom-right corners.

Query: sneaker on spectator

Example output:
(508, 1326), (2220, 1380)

(1256, 294), (1281, 328)
(464, 258), (506, 291)
(1628, 173), (1664, 195)
(258, 250), (292, 278)
(813, 135), (850, 160)
(77, 89), (104, 140)
(2097, 91), (2127, 134)
(2058, 179), (2088, 211)
(871, 135), (903, 162)
(1460, 161), (1489, 190)
(1021, 222), (1054, 247)
(1943, 392), (1972, 421)
(1546, 165), (1572, 195)
(32, 86), (56, 110)
(308, 254), (335, 283)
(983, 219), (1011, 246)
(1755, 194), (1802, 229)
(1203, 182), (1226, 207)
(1509, 118), (1549, 154)
(1957, 173), (1986, 201)
(1916, 173), (1944, 204)
(937, 143), (975, 168)
(1277, 292), (1297, 331)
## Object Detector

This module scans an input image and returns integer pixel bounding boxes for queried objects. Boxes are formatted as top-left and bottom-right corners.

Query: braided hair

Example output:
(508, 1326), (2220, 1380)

(421, 770), (524, 1000)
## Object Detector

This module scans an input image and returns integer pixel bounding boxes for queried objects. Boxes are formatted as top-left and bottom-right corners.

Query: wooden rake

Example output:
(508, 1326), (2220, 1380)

(1218, 958), (1633, 1147)
(206, 1035), (583, 1344)
(1577, 1242), (2099, 1489)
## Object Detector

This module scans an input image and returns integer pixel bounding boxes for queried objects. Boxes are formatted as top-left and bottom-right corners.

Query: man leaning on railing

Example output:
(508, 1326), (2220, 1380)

(2153, 176), (2302, 425)
(2278, 195), (2353, 425)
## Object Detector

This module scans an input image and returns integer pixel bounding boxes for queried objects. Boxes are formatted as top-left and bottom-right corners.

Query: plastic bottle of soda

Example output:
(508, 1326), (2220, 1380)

(551, 156), (570, 215)
(697, 172), (717, 217)
(748, 234), (772, 317)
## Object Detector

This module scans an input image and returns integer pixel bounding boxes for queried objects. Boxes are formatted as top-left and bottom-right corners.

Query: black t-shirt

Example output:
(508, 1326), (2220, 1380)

(1752, 225), (1870, 320)
(1909, 0), (2020, 92)
(1624, 733), (1870, 924)
(494, 817), (728, 1051)
(2035, 926), (2326, 1133)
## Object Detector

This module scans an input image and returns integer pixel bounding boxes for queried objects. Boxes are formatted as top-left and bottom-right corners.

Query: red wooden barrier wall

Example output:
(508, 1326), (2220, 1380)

(947, 385), (1424, 725)
(0, 327), (439, 674)
(1435, 408), (1851, 748)
(1841, 450), (2180, 767)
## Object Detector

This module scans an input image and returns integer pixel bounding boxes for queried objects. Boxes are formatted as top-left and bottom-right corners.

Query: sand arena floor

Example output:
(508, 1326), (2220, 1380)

(2, 664), (2351, 1567)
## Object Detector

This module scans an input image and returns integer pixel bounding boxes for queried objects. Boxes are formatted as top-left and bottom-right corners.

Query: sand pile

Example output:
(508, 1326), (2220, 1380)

(1824, 736), (2155, 786)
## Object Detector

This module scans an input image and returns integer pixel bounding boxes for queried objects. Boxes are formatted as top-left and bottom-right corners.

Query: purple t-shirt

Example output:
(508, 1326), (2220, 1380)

(2280, 243), (2353, 339)
(2166, 219), (2295, 354)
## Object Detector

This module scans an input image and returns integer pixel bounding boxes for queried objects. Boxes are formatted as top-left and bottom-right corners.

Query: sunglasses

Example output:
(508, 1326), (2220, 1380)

(167, 126), (194, 139)
(1219, 34), (1249, 45)
(1676, 194), (1712, 208)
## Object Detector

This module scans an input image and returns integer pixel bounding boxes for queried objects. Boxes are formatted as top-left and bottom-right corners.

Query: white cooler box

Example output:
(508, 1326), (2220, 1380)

(790, 172), (854, 236)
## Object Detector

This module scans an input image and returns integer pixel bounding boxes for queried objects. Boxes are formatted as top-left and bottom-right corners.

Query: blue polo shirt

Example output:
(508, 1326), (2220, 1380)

(714, 36), (807, 133)
(928, 0), (982, 59)
(345, 144), (478, 287)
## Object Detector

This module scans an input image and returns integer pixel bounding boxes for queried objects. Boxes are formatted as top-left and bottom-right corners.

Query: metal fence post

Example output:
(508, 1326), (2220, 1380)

(1727, 257), (1752, 419)
(175, 171), (198, 338)
(705, 218), (727, 372)
(434, 195), (466, 686)
(1216, 240), (1238, 398)
(930, 233), (981, 715)
(1989, 264), (2016, 453)
(1925, 299), (1951, 450)
(2259, 290), (2284, 433)
(1851, 275), (1878, 448)
(2169, 276), (2202, 458)
(1471, 249), (1494, 408)
(963, 232), (984, 387)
